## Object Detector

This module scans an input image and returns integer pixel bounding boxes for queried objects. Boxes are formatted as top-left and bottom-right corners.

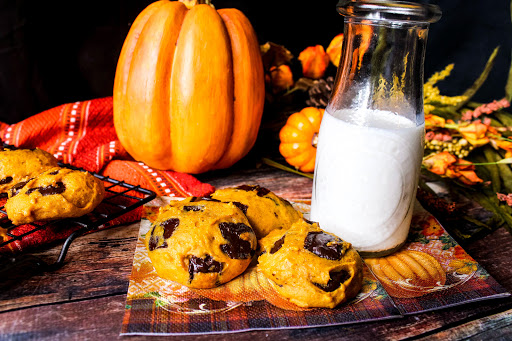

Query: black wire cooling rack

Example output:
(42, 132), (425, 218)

(0, 151), (156, 271)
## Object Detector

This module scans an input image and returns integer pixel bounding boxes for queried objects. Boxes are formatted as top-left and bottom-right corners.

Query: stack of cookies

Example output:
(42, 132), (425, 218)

(145, 184), (363, 309)
(0, 147), (105, 226)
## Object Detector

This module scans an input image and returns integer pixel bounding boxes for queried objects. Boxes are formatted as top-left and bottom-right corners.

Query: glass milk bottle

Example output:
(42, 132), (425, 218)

(311, 0), (441, 257)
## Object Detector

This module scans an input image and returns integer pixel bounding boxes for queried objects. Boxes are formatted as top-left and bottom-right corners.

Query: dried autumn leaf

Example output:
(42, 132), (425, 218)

(423, 151), (457, 175)
(298, 45), (330, 79)
(265, 64), (294, 93)
(326, 33), (344, 67)
(425, 114), (446, 128)
(459, 121), (490, 147)
(495, 140), (512, 158)
(260, 42), (294, 72)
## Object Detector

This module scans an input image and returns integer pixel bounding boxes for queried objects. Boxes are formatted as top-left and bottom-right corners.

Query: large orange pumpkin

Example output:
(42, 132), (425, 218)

(113, 0), (265, 174)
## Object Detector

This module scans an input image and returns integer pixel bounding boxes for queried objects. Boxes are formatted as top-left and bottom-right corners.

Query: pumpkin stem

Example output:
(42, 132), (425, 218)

(312, 133), (319, 148)
(179, 0), (214, 9)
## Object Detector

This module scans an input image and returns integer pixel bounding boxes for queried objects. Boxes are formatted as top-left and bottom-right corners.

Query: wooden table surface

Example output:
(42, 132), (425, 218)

(1, 163), (512, 340)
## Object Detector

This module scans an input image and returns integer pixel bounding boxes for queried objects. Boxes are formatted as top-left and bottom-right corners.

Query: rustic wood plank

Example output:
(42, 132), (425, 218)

(464, 227), (512, 290)
(197, 164), (314, 199)
(0, 222), (140, 312)
(0, 294), (511, 341)
(415, 308), (512, 340)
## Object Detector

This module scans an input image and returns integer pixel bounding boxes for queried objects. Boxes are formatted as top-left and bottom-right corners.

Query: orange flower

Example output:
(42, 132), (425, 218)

(423, 152), (483, 185)
(450, 159), (482, 184)
(298, 45), (330, 79)
(422, 151), (457, 175)
(495, 139), (512, 158)
(326, 33), (344, 67)
(420, 221), (445, 237)
(459, 121), (490, 147)
(265, 64), (294, 93)
(425, 114), (446, 128)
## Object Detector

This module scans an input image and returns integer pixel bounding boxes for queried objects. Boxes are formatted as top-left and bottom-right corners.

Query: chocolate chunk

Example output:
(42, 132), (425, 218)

(188, 255), (223, 280)
(314, 270), (350, 292)
(304, 231), (345, 260)
(236, 184), (270, 197)
(183, 205), (204, 212)
(25, 181), (66, 196)
(9, 178), (34, 197)
(148, 235), (158, 251)
(0, 177), (13, 185)
(270, 235), (285, 254)
(218, 222), (254, 259)
(148, 236), (168, 251)
(232, 201), (248, 214)
(162, 218), (180, 239)
(189, 196), (221, 203)
(303, 218), (316, 225)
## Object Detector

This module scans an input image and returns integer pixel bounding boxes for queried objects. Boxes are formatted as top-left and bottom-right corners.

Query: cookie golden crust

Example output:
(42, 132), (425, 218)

(257, 219), (363, 309)
(0, 148), (58, 194)
(145, 200), (257, 289)
(209, 185), (302, 239)
(5, 167), (105, 225)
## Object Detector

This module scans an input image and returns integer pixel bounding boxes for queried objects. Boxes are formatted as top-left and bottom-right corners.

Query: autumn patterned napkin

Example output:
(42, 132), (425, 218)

(120, 198), (509, 335)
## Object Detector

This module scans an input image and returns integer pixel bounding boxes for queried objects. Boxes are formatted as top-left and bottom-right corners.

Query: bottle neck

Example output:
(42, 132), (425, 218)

(328, 17), (429, 125)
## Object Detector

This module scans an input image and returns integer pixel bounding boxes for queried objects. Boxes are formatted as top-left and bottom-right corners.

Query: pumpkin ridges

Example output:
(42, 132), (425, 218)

(279, 107), (324, 172)
(214, 8), (265, 170)
(287, 111), (315, 136)
(279, 125), (303, 143)
(279, 142), (309, 158)
(114, 2), (263, 173)
(170, 4), (234, 173)
(115, 1), (188, 167)
(301, 107), (324, 130)
(285, 147), (316, 170)
(113, 0), (168, 159)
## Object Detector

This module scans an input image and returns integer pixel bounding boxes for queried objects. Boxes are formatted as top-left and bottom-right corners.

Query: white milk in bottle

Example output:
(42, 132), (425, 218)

(310, 108), (425, 256)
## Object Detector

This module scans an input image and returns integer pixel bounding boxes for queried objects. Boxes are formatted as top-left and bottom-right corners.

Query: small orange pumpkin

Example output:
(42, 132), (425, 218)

(365, 250), (446, 298)
(279, 107), (324, 173)
(113, 0), (265, 174)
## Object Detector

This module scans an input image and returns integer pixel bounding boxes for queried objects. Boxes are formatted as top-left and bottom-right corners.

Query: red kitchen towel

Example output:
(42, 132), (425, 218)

(0, 97), (215, 253)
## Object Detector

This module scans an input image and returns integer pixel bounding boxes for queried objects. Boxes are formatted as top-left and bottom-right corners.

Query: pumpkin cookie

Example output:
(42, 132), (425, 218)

(5, 167), (105, 225)
(209, 185), (302, 238)
(257, 219), (363, 308)
(0, 148), (58, 194)
(145, 199), (257, 289)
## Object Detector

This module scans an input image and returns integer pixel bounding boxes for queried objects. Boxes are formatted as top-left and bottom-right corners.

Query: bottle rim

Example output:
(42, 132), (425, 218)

(337, 0), (441, 24)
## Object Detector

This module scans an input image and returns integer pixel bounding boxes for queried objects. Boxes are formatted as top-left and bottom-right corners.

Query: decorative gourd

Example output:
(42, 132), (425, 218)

(365, 250), (446, 298)
(113, 0), (265, 174)
(279, 107), (324, 173)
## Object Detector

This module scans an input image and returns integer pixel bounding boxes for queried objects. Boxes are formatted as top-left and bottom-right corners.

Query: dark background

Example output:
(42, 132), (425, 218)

(0, 0), (511, 124)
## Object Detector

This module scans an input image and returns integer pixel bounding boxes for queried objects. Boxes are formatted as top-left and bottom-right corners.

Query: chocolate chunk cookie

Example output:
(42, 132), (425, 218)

(0, 148), (58, 194)
(209, 185), (302, 238)
(5, 167), (105, 225)
(145, 199), (257, 289)
(257, 219), (363, 308)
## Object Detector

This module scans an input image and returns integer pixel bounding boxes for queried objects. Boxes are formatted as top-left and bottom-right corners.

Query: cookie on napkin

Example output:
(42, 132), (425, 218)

(145, 199), (257, 289)
(257, 218), (363, 308)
